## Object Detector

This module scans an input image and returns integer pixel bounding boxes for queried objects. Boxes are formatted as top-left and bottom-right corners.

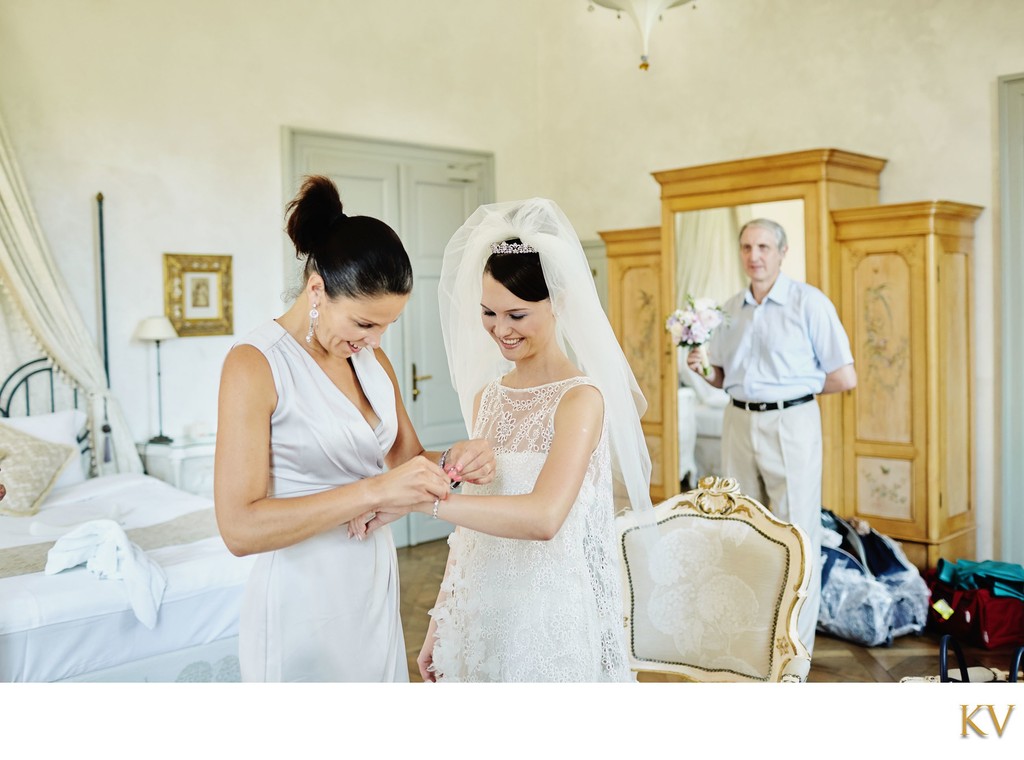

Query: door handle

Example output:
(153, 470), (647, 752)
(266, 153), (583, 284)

(412, 362), (433, 401)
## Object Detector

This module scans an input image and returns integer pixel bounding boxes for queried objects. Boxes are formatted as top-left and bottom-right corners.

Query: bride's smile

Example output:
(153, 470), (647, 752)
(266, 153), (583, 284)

(480, 273), (557, 365)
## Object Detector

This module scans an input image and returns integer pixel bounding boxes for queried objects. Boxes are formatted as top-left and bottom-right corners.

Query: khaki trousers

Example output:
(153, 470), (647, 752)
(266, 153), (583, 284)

(720, 400), (822, 656)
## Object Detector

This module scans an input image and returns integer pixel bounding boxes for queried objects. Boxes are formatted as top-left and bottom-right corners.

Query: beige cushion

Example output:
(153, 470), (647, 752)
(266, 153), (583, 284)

(0, 410), (88, 489)
(0, 423), (76, 517)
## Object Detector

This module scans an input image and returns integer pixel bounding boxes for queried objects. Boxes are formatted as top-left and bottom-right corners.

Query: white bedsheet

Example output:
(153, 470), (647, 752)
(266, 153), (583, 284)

(0, 474), (254, 682)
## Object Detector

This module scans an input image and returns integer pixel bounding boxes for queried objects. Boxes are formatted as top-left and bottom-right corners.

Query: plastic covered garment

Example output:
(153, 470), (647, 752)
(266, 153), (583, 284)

(817, 510), (930, 647)
(428, 378), (632, 682)
(818, 545), (895, 647)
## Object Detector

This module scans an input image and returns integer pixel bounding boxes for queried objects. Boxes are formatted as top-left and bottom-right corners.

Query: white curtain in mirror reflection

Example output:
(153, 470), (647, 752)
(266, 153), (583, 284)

(674, 206), (745, 308)
(674, 200), (808, 310)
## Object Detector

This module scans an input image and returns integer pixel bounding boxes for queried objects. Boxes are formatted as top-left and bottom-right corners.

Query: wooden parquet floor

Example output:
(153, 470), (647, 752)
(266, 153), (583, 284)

(397, 537), (1023, 683)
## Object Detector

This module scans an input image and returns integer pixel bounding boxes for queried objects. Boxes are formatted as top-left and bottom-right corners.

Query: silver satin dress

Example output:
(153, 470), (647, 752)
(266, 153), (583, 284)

(236, 320), (407, 682)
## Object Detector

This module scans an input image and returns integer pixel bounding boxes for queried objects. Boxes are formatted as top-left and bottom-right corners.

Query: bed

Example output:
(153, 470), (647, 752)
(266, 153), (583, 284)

(0, 360), (254, 682)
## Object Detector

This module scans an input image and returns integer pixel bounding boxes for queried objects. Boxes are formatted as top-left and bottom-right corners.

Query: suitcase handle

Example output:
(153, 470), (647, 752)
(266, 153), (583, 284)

(939, 634), (971, 683)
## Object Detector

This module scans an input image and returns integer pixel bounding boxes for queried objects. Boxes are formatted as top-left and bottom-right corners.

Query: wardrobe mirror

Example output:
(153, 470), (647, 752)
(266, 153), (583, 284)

(672, 198), (806, 487)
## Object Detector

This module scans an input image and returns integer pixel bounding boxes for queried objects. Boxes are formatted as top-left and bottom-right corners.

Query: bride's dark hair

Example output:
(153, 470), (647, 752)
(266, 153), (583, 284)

(483, 238), (549, 302)
(286, 175), (413, 299)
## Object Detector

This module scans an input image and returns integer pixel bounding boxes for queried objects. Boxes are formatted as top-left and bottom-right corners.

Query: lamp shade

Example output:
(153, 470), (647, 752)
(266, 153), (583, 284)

(135, 315), (178, 342)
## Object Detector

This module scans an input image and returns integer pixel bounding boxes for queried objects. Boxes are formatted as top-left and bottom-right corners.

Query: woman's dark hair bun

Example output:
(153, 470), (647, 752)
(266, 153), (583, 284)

(285, 175), (344, 257)
(283, 174), (413, 301)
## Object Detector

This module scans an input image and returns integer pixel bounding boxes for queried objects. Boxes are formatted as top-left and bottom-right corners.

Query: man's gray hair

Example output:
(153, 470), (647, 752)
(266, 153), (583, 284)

(739, 218), (788, 251)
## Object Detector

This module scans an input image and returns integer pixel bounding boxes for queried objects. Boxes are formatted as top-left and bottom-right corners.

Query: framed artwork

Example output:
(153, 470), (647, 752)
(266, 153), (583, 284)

(163, 253), (233, 337)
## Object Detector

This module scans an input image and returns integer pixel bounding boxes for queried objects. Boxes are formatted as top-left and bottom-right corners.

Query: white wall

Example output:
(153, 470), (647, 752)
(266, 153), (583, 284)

(2, 0), (1022, 559)
(0, 0), (545, 444)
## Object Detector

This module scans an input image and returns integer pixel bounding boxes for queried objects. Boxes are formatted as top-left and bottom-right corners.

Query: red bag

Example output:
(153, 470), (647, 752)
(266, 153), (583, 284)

(927, 578), (975, 640)
(928, 576), (1024, 649)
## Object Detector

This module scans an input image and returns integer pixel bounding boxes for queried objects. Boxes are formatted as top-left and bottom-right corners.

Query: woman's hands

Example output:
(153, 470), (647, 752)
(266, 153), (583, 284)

(417, 618), (440, 682)
(347, 455), (449, 540)
(378, 453), (452, 505)
(349, 438), (496, 539)
(443, 438), (496, 486)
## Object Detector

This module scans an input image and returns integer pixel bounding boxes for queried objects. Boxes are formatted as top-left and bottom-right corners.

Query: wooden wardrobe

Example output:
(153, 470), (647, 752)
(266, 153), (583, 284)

(602, 149), (982, 569)
(600, 227), (666, 501)
(833, 201), (982, 568)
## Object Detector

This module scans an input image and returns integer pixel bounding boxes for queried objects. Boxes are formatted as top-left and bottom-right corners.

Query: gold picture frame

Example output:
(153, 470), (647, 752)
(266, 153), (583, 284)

(163, 253), (233, 337)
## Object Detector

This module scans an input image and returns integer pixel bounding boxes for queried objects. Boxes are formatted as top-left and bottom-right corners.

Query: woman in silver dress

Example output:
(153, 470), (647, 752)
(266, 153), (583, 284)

(214, 175), (494, 682)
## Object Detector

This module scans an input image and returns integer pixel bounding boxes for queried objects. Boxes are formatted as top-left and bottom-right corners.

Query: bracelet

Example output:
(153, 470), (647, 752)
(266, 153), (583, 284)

(438, 446), (462, 490)
(432, 497), (440, 520)
(439, 446), (462, 490)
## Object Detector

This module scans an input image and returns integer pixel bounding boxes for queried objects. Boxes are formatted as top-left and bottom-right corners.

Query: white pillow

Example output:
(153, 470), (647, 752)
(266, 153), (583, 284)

(0, 410), (88, 488)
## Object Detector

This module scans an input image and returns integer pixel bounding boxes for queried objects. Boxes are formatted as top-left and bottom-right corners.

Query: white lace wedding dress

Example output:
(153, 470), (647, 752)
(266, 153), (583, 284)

(428, 377), (633, 682)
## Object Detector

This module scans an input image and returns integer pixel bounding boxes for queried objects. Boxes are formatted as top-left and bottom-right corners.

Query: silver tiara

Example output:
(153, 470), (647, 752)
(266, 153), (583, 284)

(490, 240), (537, 255)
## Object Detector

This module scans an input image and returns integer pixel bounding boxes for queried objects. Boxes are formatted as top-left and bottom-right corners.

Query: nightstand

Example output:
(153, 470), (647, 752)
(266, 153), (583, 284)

(137, 438), (216, 498)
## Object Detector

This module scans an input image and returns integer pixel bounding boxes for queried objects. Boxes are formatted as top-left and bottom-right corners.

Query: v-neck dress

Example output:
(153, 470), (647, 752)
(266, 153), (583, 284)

(235, 320), (407, 682)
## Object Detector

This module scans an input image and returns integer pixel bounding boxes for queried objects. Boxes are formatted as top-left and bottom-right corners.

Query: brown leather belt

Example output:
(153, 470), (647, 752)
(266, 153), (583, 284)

(730, 394), (814, 412)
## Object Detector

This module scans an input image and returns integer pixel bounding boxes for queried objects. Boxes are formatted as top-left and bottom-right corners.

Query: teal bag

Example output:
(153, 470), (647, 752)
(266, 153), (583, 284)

(936, 558), (1024, 601)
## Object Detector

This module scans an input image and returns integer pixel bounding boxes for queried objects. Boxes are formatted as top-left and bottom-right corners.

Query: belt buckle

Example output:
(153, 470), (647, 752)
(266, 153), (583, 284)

(755, 402), (768, 412)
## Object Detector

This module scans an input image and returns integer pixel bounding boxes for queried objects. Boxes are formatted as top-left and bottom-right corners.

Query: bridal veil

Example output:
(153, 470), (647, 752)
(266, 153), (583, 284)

(438, 197), (654, 520)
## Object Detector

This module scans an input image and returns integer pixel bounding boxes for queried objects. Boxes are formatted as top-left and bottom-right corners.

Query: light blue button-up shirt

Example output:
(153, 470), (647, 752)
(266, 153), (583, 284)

(707, 273), (854, 403)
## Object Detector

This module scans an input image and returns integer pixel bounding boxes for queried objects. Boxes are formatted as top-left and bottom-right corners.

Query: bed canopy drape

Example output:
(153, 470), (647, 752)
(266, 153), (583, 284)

(0, 110), (142, 474)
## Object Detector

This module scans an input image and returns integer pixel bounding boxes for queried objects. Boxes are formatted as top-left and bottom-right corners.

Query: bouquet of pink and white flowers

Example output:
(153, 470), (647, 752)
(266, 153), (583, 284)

(665, 295), (726, 378)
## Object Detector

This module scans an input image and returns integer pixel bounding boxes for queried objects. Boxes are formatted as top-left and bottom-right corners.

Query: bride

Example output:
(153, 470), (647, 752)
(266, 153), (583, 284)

(362, 198), (653, 682)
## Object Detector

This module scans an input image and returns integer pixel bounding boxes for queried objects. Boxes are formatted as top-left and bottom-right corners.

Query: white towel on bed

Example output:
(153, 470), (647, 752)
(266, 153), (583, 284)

(44, 519), (168, 629)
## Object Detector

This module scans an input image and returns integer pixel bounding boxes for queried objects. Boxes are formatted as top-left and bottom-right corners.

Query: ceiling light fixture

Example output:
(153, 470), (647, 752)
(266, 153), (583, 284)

(588, 1), (700, 70)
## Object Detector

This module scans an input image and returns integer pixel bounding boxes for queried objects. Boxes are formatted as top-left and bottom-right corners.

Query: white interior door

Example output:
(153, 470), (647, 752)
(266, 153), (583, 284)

(401, 160), (489, 544)
(286, 130), (494, 546)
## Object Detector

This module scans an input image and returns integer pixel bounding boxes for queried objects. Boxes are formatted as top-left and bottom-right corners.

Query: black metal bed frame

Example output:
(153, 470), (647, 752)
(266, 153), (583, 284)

(0, 358), (74, 415)
(0, 355), (90, 455)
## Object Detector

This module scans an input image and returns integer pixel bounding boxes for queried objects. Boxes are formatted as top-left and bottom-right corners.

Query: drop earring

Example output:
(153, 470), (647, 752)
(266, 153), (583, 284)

(305, 303), (319, 344)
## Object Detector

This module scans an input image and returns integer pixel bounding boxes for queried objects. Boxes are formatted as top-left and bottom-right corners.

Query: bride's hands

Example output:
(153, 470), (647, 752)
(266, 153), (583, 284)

(444, 438), (496, 486)
(417, 619), (440, 682)
(348, 508), (404, 541)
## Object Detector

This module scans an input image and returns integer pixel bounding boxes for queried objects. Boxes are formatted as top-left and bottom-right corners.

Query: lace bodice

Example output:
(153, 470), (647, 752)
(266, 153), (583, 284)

(428, 377), (632, 682)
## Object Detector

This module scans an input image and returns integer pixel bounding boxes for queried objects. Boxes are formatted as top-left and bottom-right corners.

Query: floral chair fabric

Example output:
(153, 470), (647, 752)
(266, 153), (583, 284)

(616, 477), (811, 682)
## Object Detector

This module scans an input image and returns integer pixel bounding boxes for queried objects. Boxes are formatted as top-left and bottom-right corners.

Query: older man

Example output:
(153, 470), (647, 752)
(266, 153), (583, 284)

(687, 218), (856, 656)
